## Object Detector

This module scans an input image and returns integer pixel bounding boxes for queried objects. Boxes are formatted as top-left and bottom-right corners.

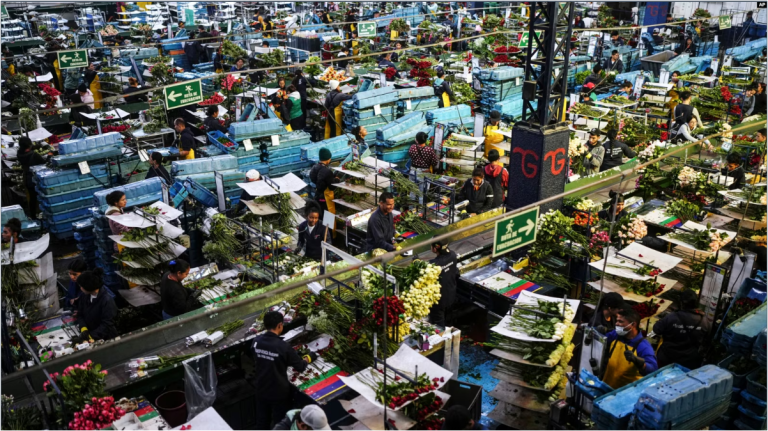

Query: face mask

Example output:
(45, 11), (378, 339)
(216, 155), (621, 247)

(615, 324), (631, 336)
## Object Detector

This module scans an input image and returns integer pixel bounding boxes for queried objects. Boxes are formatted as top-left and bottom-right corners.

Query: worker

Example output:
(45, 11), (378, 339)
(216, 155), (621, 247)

(2, 218), (23, 244)
(203, 106), (228, 133)
(671, 91), (702, 128)
(105, 191), (131, 239)
(615, 81), (633, 99)
(583, 129), (605, 175)
(590, 292), (625, 331)
(391, 41), (404, 63)
(580, 82), (597, 103)
(674, 37), (696, 56)
(17, 137), (46, 219)
(184, 32), (207, 67)
(271, 77), (288, 107)
(84, 63), (102, 109)
(123, 77), (147, 104)
(324, 80), (352, 139)
(253, 311), (317, 429)
(754, 83), (766, 114)
(176, 20), (187, 37)
(160, 259), (199, 320)
(309, 148), (341, 215)
(408, 131), (438, 173)
(483, 110), (505, 158)
(443, 168), (494, 216)
(235, 170), (262, 215)
(292, 70), (309, 124)
(297, 202), (329, 261)
(78, 83), (95, 110)
(670, 117), (709, 147)
(351, 125), (368, 145)
(652, 289), (708, 370)
(230, 57), (247, 73)
(433, 68), (454, 108)
(603, 50), (624, 74)
(740, 84), (758, 118)
(721, 153), (746, 190)
(377, 52), (397, 70)
(483, 149), (508, 208)
(174, 118), (196, 159)
(598, 190), (629, 221)
(64, 259), (88, 309)
(273, 405), (331, 431)
(442, 405), (486, 430)
(574, 14), (585, 29)
(583, 64), (602, 88)
(652, 28), (664, 45)
(75, 268), (118, 341)
(145, 152), (172, 184)
(364, 192), (397, 252)
(63, 67), (80, 96)
(601, 128), (636, 172)
(429, 241), (458, 327)
(610, 31), (625, 46)
(337, 46), (351, 69)
(602, 307), (658, 389)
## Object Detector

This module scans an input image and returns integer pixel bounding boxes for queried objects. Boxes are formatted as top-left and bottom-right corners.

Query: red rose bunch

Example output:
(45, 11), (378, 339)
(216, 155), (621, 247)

(372, 295), (405, 327)
(660, 131), (669, 141)
(416, 78), (431, 87)
(200, 93), (225, 106)
(729, 105), (742, 115)
(494, 46), (508, 53)
(507, 46), (521, 53)
(632, 300), (660, 319)
(720, 86), (732, 102)
(493, 55), (509, 63)
(69, 397), (125, 430)
(406, 58), (418, 66)
(47, 134), (63, 144)
(384, 67), (398, 80)
(38, 83), (61, 97)
(102, 124), (130, 133)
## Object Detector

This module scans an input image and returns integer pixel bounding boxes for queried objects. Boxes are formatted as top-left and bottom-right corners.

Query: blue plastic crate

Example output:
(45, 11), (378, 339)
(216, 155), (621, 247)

(182, 177), (218, 207)
(208, 130), (238, 154)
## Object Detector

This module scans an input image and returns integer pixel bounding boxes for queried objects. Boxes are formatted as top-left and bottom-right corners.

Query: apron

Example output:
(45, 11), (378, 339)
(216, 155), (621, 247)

(90, 75), (102, 109)
(483, 124), (505, 157)
(434, 80), (451, 108)
(324, 99), (344, 139)
(182, 147), (195, 160)
(352, 40), (359, 56)
(603, 338), (643, 390)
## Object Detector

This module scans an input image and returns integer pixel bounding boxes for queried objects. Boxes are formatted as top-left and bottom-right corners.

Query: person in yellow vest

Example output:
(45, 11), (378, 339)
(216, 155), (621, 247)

(602, 307), (658, 390)
(433, 68), (454, 108)
(483, 110), (505, 158)
(84, 63), (102, 109)
(174, 118), (196, 160)
(324, 80), (352, 139)
(309, 147), (341, 215)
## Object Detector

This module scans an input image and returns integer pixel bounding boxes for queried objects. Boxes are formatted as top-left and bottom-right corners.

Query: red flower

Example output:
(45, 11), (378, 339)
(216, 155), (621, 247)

(660, 131), (669, 141)
(384, 67), (397, 80)
(416, 78), (431, 87)
(348, 409), (356, 414)
(493, 55), (509, 63)
(494, 46), (507, 53)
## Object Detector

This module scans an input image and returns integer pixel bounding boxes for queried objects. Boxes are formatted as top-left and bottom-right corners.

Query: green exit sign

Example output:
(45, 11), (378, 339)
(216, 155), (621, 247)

(57, 49), (89, 69)
(357, 21), (376, 38)
(1, 6), (9, 19)
(163, 79), (204, 110)
(492, 206), (540, 257)
(519, 31), (543, 49)
(719, 15), (731, 30)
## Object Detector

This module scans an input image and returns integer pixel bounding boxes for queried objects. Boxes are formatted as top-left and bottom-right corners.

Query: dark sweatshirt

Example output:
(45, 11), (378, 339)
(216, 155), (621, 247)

(160, 272), (198, 317)
(600, 140), (636, 171)
(76, 288), (118, 341)
(252, 331), (309, 401)
(309, 163), (340, 202)
(364, 208), (396, 252)
(721, 166), (746, 190)
(456, 179), (494, 214)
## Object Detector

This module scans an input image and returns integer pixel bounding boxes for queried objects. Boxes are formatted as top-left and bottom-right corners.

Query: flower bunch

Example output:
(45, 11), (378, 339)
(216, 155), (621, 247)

(372, 295), (405, 327)
(69, 397), (125, 430)
(720, 86), (732, 102)
(102, 123), (130, 133)
(574, 212), (598, 227)
(669, 224), (728, 252)
(221, 74), (238, 91)
(384, 67), (398, 80)
(574, 198), (595, 212)
(589, 230), (611, 255)
(677, 166), (704, 187)
(37, 83), (61, 97)
(200, 93), (225, 106)
(400, 263), (441, 319)
(632, 300), (660, 319)
(623, 279), (665, 297)
(509, 300), (574, 340)
(569, 137), (588, 158)
(493, 54), (510, 63)
(637, 140), (664, 161)
(371, 369), (441, 409)
(666, 199), (700, 223)
(416, 78), (431, 87)
(618, 216), (647, 242)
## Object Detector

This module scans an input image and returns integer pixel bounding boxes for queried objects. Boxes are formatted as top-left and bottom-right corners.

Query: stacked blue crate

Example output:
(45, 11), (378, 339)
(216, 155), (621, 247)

(51, 132), (124, 167)
(89, 210), (120, 289)
(373, 111), (430, 164)
(722, 303), (767, 356)
(229, 118), (288, 141)
(477, 66), (526, 117)
(171, 155), (244, 193)
(300, 135), (353, 163)
(92, 178), (166, 211)
(632, 365), (733, 429)
(726, 38), (767, 62)
(73, 219), (97, 269)
(1, 204), (42, 234)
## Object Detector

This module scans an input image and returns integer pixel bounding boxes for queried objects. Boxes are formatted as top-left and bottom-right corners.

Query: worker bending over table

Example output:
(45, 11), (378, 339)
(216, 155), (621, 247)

(483, 110), (505, 158)
(443, 168), (494, 217)
(75, 268), (118, 342)
(652, 290), (708, 370)
(309, 148), (341, 216)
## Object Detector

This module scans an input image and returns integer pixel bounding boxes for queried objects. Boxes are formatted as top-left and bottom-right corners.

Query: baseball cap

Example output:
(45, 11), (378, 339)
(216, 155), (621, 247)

(300, 405), (331, 430)
(589, 128), (601, 136)
(583, 82), (595, 90)
(246, 169), (260, 180)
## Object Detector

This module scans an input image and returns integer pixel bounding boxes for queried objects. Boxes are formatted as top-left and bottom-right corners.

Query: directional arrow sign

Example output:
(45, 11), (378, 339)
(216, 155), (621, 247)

(57, 49), (89, 69)
(1, 6), (9, 19)
(718, 15), (731, 30)
(357, 21), (376, 38)
(492, 206), (540, 257)
(163, 79), (204, 110)
(518, 31), (543, 49)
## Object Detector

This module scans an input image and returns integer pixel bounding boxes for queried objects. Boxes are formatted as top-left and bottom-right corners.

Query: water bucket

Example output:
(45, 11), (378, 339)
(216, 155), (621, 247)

(155, 390), (188, 427)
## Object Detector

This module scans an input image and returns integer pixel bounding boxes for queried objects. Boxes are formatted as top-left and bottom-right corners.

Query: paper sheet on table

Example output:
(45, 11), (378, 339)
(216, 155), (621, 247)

(288, 192), (306, 210)
(660, 221), (737, 251)
(106, 213), (157, 229)
(150, 201), (183, 221)
(80, 109), (130, 120)
(1, 134), (18, 144)
(119, 242), (187, 268)
(109, 235), (178, 248)
(306, 334), (333, 352)
(242, 200), (278, 215)
(271, 173), (309, 193)
(2, 147), (18, 159)
(333, 166), (367, 178)
(590, 253), (655, 281)
(2, 234), (50, 264)
(340, 393), (455, 430)
(158, 222), (183, 239)
(237, 180), (279, 197)
(615, 243), (682, 273)
(362, 157), (396, 169)
(27, 127), (52, 141)
(339, 344), (453, 411)
(28, 72), (53, 82)
(490, 291), (580, 343)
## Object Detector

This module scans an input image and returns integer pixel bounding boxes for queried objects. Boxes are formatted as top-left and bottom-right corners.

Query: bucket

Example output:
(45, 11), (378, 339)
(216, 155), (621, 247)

(155, 390), (188, 427)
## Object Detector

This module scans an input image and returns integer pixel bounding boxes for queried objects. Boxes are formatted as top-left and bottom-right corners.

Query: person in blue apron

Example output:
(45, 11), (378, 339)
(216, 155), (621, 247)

(651, 289), (708, 370)
(602, 307), (658, 389)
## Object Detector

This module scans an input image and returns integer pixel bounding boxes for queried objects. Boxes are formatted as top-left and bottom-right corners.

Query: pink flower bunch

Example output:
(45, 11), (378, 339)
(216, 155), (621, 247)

(221, 74), (237, 91)
(42, 360), (107, 393)
(69, 396), (125, 430)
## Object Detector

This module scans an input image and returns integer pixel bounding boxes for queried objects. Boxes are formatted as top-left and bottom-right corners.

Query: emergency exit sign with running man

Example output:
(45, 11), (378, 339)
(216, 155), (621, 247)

(492, 206), (540, 257)
(163, 80), (204, 110)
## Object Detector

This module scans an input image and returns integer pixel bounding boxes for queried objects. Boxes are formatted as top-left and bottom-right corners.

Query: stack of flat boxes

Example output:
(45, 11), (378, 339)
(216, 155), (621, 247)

(171, 155), (245, 205)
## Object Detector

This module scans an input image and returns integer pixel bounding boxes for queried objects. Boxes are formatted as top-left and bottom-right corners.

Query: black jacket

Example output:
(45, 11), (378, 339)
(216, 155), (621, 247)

(184, 40), (207, 66)
(583, 73), (601, 88)
(18, 148), (46, 189)
(672, 103), (694, 126)
(203, 115), (228, 133)
(179, 128), (197, 153)
(456, 180), (494, 214)
(292, 76), (308, 101)
(653, 309), (708, 369)
(76, 288), (118, 341)
(123, 86), (147, 104)
(68, 93), (93, 124)
(160, 272), (198, 317)
(721, 166), (745, 190)
(297, 221), (327, 260)
(145, 164), (171, 184)
(600, 140), (636, 171)
(364, 208), (396, 252)
(324, 90), (352, 112)
(252, 331), (309, 400)
(675, 43), (697, 56)
(602, 58), (624, 74)
(433, 80), (455, 108)
(430, 250), (458, 303)
(309, 163), (340, 202)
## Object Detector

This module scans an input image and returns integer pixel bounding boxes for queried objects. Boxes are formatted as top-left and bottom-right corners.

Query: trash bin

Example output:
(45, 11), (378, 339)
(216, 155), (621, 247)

(155, 390), (188, 428)
(640, 50), (677, 77)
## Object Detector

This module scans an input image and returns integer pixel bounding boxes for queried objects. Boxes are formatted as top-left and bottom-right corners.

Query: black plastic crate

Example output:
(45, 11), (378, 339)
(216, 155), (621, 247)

(214, 379), (257, 429)
(440, 379), (482, 423)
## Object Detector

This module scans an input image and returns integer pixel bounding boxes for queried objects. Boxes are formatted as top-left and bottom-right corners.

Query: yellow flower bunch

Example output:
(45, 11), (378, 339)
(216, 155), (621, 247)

(401, 263), (442, 319)
(544, 364), (567, 391)
(545, 324), (576, 366)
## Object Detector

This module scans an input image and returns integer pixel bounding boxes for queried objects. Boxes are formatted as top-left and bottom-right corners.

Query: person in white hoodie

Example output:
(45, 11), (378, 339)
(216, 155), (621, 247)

(77, 84), (94, 110)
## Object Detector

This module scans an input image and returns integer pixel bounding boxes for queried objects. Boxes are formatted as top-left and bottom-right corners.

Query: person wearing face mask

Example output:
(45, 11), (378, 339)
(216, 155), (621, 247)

(75, 269), (118, 342)
(443, 168), (494, 216)
(583, 129), (605, 175)
(364, 192), (397, 252)
(160, 259), (200, 320)
(603, 307), (658, 389)
(428, 241), (459, 327)
(297, 203), (328, 260)
(651, 289), (708, 370)
(721, 153), (746, 190)
(65, 259), (88, 309)
(253, 311), (317, 429)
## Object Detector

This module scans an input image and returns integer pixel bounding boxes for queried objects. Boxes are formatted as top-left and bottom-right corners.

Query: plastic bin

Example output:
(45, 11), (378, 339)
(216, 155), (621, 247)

(439, 379), (482, 423)
(738, 404), (767, 430)
(183, 178), (218, 207)
(640, 50), (677, 77)
(208, 131), (238, 154)
(741, 390), (767, 416)
(746, 369), (767, 401)
(719, 354), (759, 389)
